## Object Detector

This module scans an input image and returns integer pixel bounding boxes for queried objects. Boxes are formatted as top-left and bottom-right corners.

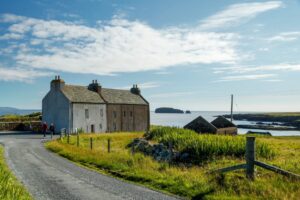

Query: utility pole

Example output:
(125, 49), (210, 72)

(231, 94), (233, 122)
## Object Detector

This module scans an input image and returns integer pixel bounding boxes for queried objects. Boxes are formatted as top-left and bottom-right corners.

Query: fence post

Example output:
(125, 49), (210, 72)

(108, 138), (111, 153)
(67, 132), (70, 144)
(77, 132), (79, 147)
(90, 138), (93, 150)
(131, 142), (135, 155)
(246, 136), (255, 180)
(60, 129), (62, 140)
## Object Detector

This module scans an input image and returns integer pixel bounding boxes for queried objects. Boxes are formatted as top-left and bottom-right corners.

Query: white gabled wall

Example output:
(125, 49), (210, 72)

(42, 90), (70, 133)
(72, 103), (107, 133)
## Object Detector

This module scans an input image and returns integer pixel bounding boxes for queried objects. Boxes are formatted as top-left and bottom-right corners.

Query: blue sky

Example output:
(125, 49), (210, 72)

(0, 0), (300, 111)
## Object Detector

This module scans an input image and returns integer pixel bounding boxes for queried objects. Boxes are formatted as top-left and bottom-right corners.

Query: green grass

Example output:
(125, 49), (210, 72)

(146, 127), (275, 162)
(0, 146), (32, 200)
(46, 129), (300, 200)
(0, 112), (41, 122)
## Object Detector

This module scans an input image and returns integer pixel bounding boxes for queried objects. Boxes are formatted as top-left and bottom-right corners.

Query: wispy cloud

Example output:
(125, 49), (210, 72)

(268, 31), (300, 42)
(214, 63), (300, 74)
(0, 66), (50, 82)
(215, 74), (277, 82)
(117, 81), (160, 90)
(0, 14), (239, 77)
(150, 91), (194, 98)
(200, 1), (283, 30)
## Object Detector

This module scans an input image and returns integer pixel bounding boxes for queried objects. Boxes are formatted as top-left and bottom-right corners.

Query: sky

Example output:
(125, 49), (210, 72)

(0, 0), (300, 112)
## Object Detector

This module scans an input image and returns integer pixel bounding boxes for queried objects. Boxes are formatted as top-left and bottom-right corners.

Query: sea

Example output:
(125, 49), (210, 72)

(150, 111), (300, 136)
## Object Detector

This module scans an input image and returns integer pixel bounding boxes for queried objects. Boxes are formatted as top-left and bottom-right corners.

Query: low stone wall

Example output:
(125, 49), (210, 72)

(216, 127), (238, 135)
(0, 121), (42, 132)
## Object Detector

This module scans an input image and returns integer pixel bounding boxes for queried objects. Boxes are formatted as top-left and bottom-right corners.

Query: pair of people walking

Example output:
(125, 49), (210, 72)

(42, 122), (55, 137)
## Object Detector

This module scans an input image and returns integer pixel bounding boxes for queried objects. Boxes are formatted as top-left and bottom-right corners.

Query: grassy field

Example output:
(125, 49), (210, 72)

(0, 146), (32, 200)
(0, 112), (41, 122)
(46, 128), (300, 200)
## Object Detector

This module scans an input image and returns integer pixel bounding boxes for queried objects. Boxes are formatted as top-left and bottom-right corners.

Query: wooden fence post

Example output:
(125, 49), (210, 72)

(131, 142), (135, 155)
(168, 141), (173, 166)
(246, 136), (255, 180)
(108, 138), (111, 153)
(67, 133), (70, 144)
(90, 138), (93, 150)
(77, 132), (79, 147)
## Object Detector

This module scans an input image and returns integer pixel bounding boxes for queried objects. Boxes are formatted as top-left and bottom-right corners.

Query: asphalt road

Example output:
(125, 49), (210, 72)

(0, 132), (179, 200)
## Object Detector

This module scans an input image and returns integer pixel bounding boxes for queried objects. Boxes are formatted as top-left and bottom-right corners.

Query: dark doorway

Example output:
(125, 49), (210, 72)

(91, 124), (95, 133)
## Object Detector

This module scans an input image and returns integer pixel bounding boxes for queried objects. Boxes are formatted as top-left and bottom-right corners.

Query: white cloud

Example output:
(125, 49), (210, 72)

(0, 66), (50, 82)
(117, 81), (160, 90)
(0, 14), (239, 76)
(268, 32), (300, 42)
(215, 63), (300, 74)
(150, 91), (194, 98)
(200, 1), (283, 30)
(216, 74), (277, 82)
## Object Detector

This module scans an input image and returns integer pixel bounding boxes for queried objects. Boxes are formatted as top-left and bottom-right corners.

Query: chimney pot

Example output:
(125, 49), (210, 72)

(58, 75), (60, 80)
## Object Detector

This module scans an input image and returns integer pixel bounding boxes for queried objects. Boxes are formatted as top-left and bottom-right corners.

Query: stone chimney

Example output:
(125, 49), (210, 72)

(51, 75), (65, 90)
(130, 84), (141, 95)
(88, 80), (102, 93)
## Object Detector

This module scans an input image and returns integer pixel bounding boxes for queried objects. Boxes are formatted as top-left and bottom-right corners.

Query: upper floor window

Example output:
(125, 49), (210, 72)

(123, 111), (126, 117)
(100, 109), (103, 117)
(113, 111), (117, 118)
(85, 109), (89, 119)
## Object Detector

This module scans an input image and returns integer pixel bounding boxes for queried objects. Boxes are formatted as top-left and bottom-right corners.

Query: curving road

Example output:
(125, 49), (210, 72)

(0, 132), (179, 200)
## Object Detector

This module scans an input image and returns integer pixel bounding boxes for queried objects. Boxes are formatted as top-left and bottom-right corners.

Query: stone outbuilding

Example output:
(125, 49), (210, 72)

(42, 76), (150, 133)
(184, 115), (237, 135)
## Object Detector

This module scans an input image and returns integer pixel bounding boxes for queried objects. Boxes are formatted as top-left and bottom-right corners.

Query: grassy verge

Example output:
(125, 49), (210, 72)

(46, 130), (300, 199)
(0, 146), (32, 200)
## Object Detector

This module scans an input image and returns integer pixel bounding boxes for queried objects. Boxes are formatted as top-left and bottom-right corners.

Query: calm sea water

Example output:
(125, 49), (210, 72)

(150, 111), (300, 136)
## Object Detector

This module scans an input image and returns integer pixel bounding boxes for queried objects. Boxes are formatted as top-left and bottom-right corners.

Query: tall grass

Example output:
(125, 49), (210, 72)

(46, 133), (300, 199)
(146, 126), (275, 161)
(0, 146), (32, 200)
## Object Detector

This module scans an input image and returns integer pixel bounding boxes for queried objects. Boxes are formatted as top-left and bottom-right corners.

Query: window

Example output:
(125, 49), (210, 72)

(130, 111), (133, 117)
(85, 109), (89, 119)
(100, 109), (103, 117)
(99, 124), (102, 130)
(113, 111), (117, 118)
(123, 111), (126, 117)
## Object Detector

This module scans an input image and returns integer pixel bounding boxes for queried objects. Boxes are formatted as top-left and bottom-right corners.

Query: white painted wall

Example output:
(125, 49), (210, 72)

(72, 103), (107, 133)
(42, 90), (70, 133)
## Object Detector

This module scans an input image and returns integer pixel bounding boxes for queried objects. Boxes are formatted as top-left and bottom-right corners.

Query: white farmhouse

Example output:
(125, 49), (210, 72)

(42, 76), (149, 133)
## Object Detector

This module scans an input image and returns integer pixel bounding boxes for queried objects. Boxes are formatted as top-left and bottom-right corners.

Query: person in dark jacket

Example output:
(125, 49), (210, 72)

(42, 122), (48, 137)
(49, 123), (55, 135)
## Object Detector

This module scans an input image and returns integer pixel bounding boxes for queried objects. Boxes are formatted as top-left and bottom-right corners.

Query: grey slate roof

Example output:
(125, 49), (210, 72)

(61, 85), (148, 105)
(61, 85), (105, 103)
(211, 116), (236, 128)
(101, 88), (148, 105)
(184, 116), (218, 134)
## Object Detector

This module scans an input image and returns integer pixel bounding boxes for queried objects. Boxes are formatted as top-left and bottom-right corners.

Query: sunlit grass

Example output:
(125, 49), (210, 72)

(46, 130), (300, 199)
(0, 146), (32, 200)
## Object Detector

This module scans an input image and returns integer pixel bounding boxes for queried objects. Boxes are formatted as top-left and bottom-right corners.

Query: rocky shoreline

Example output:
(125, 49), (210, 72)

(223, 113), (300, 131)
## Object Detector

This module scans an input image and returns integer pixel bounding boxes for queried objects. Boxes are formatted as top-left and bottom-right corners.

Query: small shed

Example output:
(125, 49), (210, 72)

(184, 116), (218, 134)
(211, 116), (237, 135)
(184, 115), (237, 135)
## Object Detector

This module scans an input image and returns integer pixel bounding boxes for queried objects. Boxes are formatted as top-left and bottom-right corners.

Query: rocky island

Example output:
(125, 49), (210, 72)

(155, 107), (184, 114)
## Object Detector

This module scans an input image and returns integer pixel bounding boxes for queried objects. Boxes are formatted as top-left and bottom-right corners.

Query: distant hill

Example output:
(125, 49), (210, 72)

(155, 107), (184, 114)
(0, 107), (41, 116)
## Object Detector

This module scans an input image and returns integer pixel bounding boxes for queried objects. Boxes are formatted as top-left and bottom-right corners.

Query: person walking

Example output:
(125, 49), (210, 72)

(49, 123), (55, 136)
(42, 122), (48, 137)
